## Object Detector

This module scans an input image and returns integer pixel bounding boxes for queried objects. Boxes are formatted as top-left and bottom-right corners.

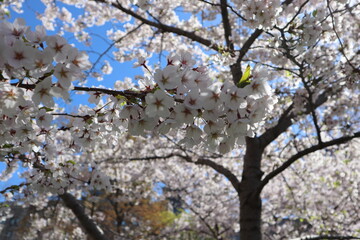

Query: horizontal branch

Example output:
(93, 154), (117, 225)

(11, 83), (146, 99)
(73, 86), (145, 99)
(258, 131), (360, 193)
(127, 153), (241, 196)
(0, 183), (28, 195)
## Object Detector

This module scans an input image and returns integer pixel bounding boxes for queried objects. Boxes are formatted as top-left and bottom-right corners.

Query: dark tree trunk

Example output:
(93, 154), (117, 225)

(239, 137), (264, 240)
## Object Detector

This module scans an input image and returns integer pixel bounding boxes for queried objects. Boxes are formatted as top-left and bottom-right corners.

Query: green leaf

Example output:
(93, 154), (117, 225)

(1, 144), (14, 149)
(115, 95), (127, 101)
(66, 160), (76, 165)
(312, 9), (318, 17)
(237, 65), (251, 88)
(285, 70), (292, 78)
(39, 106), (54, 112)
(333, 181), (341, 188)
(343, 159), (351, 164)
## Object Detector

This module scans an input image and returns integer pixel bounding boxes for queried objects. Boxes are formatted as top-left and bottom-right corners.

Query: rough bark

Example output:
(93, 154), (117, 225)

(239, 137), (264, 240)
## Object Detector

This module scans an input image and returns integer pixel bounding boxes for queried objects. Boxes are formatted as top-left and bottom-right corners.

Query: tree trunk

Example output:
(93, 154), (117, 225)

(239, 137), (263, 240)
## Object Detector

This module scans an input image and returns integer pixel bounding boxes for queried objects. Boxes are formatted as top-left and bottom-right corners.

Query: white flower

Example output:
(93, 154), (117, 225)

(200, 83), (222, 110)
(218, 137), (235, 154)
(184, 90), (202, 109)
(204, 119), (225, 134)
(133, 56), (147, 68)
(145, 89), (174, 118)
(26, 25), (46, 44)
(88, 91), (102, 105)
(29, 48), (54, 78)
(101, 60), (112, 75)
(0, 18), (29, 39)
(154, 65), (180, 90)
(54, 63), (75, 88)
(179, 50), (196, 67)
(51, 82), (71, 101)
(128, 117), (157, 136)
(0, 83), (24, 116)
(36, 108), (53, 128)
(138, 76), (156, 90)
(120, 105), (143, 119)
(67, 47), (91, 70)
(3, 192), (13, 201)
(185, 125), (203, 144)
(173, 104), (197, 124)
(32, 77), (54, 107)
(45, 35), (71, 62)
(6, 39), (35, 69)
(221, 85), (247, 110)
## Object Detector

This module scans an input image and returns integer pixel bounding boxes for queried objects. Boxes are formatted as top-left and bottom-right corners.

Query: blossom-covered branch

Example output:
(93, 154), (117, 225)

(259, 131), (360, 193)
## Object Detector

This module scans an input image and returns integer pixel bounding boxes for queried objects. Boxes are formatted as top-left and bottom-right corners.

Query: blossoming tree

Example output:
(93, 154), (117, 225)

(0, 0), (359, 239)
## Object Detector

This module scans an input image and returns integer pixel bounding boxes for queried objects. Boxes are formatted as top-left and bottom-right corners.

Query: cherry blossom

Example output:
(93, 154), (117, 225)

(0, 0), (359, 239)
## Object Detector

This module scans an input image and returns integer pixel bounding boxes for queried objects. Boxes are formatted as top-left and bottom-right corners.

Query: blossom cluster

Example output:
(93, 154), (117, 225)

(237, 0), (281, 29)
(0, 18), (276, 196)
(115, 52), (277, 153)
(0, 18), (90, 154)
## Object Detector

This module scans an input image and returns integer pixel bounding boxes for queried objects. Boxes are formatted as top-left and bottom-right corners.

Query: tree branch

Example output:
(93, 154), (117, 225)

(258, 131), (360, 194)
(11, 83), (146, 99)
(198, 0), (246, 21)
(60, 192), (109, 240)
(194, 156), (241, 195)
(259, 90), (328, 148)
(0, 183), (28, 195)
(93, 0), (221, 52)
(86, 23), (144, 77)
(220, 0), (234, 51)
(127, 153), (241, 196)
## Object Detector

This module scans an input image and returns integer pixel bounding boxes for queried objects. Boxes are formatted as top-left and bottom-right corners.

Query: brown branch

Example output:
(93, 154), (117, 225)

(73, 86), (145, 99)
(127, 153), (241, 196)
(29, 161), (108, 239)
(259, 89), (328, 148)
(220, 0), (234, 51)
(300, 75), (323, 144)
(60, 192), (109, 240)
(11, 83), (146, 99)
(181, 155), (242, 196)
(198, 0), (246, 21)
(258, 131), (360, 194)
(93, 0), (221, 52)
(0, 183), (29, 195)
(282, 0), (310, 30)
